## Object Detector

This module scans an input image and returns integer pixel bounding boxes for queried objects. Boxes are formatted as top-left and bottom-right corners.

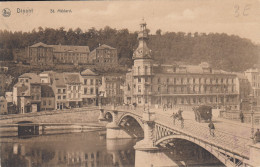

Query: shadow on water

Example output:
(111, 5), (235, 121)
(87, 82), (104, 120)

(0, 131), (137, 167)
(1, 130), (224, 167)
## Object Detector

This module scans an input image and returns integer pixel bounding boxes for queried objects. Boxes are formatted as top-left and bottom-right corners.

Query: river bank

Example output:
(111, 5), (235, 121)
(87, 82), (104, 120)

(0, 107), (101, 124)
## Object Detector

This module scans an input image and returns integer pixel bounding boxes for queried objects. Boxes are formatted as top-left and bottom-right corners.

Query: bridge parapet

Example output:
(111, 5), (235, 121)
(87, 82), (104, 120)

(102, 105), (260, 166)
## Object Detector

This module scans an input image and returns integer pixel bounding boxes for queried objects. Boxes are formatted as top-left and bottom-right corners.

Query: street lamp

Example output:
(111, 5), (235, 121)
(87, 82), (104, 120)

(249, 93), (255, 140)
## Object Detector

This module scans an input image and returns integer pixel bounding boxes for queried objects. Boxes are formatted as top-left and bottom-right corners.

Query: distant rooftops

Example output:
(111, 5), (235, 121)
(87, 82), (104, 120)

(64, 73), (81, 84)
(30, 42), (90, 53)
(19, 73), (41, 83)
(81, 69), (98, 76)
(153, 62), (235, 75)
(95, 44), (116, 50)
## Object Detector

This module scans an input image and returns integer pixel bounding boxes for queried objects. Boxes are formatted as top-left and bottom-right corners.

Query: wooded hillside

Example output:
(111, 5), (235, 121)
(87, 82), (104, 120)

(0, 26), (259, 72)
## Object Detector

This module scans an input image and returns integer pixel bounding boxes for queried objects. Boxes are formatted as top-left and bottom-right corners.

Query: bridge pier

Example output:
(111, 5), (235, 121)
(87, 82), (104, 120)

(134, 109), (177, 167)
(249, 143), (260, 166)
(98, 108), (106, 122)
(106, 110), (133, 139)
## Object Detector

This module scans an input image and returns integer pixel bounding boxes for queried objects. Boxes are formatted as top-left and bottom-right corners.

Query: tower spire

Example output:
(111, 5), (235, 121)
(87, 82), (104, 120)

(133, 18), (152, 60)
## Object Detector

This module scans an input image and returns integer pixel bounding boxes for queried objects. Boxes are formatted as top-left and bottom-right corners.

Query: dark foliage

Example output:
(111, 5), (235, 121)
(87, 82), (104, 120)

(0, 27), (259, 72)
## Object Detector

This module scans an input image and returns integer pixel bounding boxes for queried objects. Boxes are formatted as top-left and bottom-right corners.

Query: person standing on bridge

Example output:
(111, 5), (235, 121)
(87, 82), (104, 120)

(208, 120), (215, 137)
(239, 111), (244, 123)
(171, 111), (176, 125)
(254, 128), (260, 143)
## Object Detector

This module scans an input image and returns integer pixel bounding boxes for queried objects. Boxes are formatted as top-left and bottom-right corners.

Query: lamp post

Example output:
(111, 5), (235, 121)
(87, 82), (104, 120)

(249, 93), (255, 140)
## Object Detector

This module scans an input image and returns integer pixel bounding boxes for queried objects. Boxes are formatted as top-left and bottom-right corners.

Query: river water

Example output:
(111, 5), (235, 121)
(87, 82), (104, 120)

(0, 130), (223, 167)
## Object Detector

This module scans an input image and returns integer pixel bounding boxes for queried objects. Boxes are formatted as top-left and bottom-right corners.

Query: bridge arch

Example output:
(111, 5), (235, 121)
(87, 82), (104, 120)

(117, 113), (144, 130)
(155, 134), (244, 166)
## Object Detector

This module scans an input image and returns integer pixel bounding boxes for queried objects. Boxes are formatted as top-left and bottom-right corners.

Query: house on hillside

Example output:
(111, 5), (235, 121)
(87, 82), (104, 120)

(90, 44), (118, 67)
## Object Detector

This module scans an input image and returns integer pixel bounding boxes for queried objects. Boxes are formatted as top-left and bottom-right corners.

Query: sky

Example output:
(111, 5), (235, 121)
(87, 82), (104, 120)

(0, 0), (260, 44)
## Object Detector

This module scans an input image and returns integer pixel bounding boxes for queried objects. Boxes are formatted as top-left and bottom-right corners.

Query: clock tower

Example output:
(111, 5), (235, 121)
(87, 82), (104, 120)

(132, 19), (153, 106)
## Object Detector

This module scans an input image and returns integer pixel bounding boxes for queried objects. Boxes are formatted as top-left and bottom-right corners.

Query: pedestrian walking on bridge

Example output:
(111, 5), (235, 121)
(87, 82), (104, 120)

(171, 112), (176, 125)
(254, 129), (260, 143)
(239, 111), (244, 123)
(208, 120), (215, 137)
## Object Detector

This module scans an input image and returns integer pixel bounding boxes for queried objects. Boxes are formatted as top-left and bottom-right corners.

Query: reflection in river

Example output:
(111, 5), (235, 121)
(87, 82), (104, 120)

(1, 131), (136, 167)
(1, 131), (223, 167)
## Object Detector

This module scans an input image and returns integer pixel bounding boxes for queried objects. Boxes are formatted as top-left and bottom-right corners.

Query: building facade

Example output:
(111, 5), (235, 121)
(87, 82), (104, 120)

(80, 69), (101, 106)
(0, 66), (8, 96)
(64, 73), (82, 107)
(90, 44), (118, 67)
(28, 42), (90, 66)
(0, 96), (8, 114)
(13, 73), (41, 113)
(102, 75), (124, 105)
(53, 73), (68, 110)
(41, 85), (55, 111)
(124, 21), (240, 110)
(244, 68), (260, 106)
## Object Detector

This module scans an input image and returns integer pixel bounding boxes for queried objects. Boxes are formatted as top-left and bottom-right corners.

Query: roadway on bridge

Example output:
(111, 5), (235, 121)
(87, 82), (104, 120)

(114, 106), (260, 158)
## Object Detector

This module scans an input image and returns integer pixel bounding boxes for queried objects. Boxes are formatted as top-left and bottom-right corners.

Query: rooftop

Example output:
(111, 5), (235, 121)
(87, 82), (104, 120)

(30, 42), (90, 53)
(19, 73), (41, 83)
(64, 73), (81, 84)
(81, 69), (98, 76)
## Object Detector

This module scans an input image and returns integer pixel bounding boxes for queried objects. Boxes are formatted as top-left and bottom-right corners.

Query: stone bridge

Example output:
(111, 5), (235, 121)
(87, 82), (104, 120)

(99, 105), (260, 167)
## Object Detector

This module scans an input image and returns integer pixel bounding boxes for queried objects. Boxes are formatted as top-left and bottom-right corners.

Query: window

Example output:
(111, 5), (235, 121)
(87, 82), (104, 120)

(90, 88), (94, 94)
(90, 79), (93, 85)
(58, 96), (61, 99)
(84, 79), (87, 85)
(145, 77), (148, 82)
(193, 78), (195, 83)
(174, 78), (176, 84)
(36, 95), (39, 100)
(158, 78), (160, 83)
(210, 97), (213, 103)
(96, 79), (99, 85)
(181, 78), (183, 84)
(49, 100), (51, 105)
(43, 100), (46, 105)
(167, 78), (169, 83)
(187, 78), (189, 83)
(78, 86), (81, 90)
(145, 66), (148, 74)
(63, 89), (66, 93)
(63, 95), (66, 99)
(216, 79), (218, 84)
(84, 88), (88, 94)
(158, 86), (160, 92)
(73, 86), (76, 90)
(26, 79), (28, 83)
(138, 97), (141, 103)
(138, 77), (141, 83)
(69, 86), (71, 90)
(69, 94), (71, 98)
(138, 85), (141, 93)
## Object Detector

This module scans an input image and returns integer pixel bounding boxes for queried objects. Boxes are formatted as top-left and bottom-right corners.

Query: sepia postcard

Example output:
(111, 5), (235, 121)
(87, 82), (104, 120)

(0, 0), (260, 166)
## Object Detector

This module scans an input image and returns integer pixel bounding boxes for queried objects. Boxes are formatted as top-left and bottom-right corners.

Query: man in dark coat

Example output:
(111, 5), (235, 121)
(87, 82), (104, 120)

(239, 111), (244, 123)
(255, 129), (260, 143)
(208, 121), (215, 137)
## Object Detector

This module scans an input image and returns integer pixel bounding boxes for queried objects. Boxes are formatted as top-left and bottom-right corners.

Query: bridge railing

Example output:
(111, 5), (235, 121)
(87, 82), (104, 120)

(103, 105), (251, 157)
(155, 112), (251, 158)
